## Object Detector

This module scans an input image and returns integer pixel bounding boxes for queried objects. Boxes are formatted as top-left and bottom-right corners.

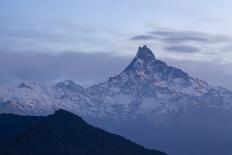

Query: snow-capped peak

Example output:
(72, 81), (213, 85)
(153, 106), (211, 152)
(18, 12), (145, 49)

(113, 46), (209, 96)
(136, 45), (156, 62)
(124, 45), (156, 72)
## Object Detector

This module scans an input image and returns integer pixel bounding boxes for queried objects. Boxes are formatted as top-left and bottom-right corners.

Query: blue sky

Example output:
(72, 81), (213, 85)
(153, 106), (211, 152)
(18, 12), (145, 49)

(0, 0), (232, 88)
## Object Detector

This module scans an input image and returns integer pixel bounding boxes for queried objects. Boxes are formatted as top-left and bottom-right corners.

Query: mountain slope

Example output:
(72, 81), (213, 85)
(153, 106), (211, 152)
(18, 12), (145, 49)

(0, 81), (59, 115)
(0, 109), (166, 155)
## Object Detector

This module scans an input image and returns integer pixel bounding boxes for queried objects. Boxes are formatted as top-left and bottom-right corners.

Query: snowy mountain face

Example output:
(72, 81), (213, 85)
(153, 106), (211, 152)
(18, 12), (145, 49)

(0, 81), (59, 115)
(0, 46), (232, 119)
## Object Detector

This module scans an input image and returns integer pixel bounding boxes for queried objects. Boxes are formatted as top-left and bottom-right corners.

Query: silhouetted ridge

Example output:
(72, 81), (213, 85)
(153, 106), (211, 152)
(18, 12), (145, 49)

(54, 109), (77, 117)
(0, 109), (167, 155)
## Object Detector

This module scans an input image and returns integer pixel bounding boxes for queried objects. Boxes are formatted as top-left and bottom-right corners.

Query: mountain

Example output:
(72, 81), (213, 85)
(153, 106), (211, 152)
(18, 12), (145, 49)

(1, 46), (232, 155)
(0, 109), (166, 155)
(0, 81), (58, 115)
(56, 45), (232, 118)
(1, 45), (232, 118)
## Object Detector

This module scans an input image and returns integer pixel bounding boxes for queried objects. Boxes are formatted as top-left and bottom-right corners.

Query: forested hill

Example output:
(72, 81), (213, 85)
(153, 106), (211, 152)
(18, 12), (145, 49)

(0, 109), (167, 155)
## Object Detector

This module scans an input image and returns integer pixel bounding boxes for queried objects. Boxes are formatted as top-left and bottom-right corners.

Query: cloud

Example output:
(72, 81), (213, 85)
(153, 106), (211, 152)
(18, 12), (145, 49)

(152, 30), (231, 44)
(165, 45), (201, 53)
(130, 35), (157, 41)
(151, 30), (209, 43)
(0, 50), (232, 90)
(221, 44), (232, 52)
(0, 22), (124, 54)
(131, 29), (232, 44)
(131, 30), (232, 43)
(0, 52), (131, 87)
(130, 28), (232, 59)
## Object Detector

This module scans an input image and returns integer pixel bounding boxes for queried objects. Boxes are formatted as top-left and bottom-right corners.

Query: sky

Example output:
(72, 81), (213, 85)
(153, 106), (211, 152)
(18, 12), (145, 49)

(0, 0), (232, 88)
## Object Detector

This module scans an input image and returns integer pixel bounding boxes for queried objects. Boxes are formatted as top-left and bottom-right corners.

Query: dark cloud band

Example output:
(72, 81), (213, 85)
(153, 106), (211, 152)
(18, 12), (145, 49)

(165, 45), (201, 53)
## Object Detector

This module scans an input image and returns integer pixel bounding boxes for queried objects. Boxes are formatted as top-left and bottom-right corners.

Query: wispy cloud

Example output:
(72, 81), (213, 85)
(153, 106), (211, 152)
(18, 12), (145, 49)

(0, 22), (124, 53)
(130, 28), (232, 56)
(131, 29), (232, 44)
(165, 45), (201, 53)
(150, 30), (209, 43)
(131, 35), (157, 41)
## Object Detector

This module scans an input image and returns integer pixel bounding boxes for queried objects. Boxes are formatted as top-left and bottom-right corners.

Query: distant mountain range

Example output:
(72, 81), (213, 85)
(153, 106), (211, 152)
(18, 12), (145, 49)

(0, 109), (166, 155)
(0, 45), (232, 118)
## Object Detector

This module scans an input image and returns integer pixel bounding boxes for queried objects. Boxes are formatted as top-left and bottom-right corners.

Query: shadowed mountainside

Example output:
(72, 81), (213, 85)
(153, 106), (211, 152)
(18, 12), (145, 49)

(0, 109), (167, 155)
